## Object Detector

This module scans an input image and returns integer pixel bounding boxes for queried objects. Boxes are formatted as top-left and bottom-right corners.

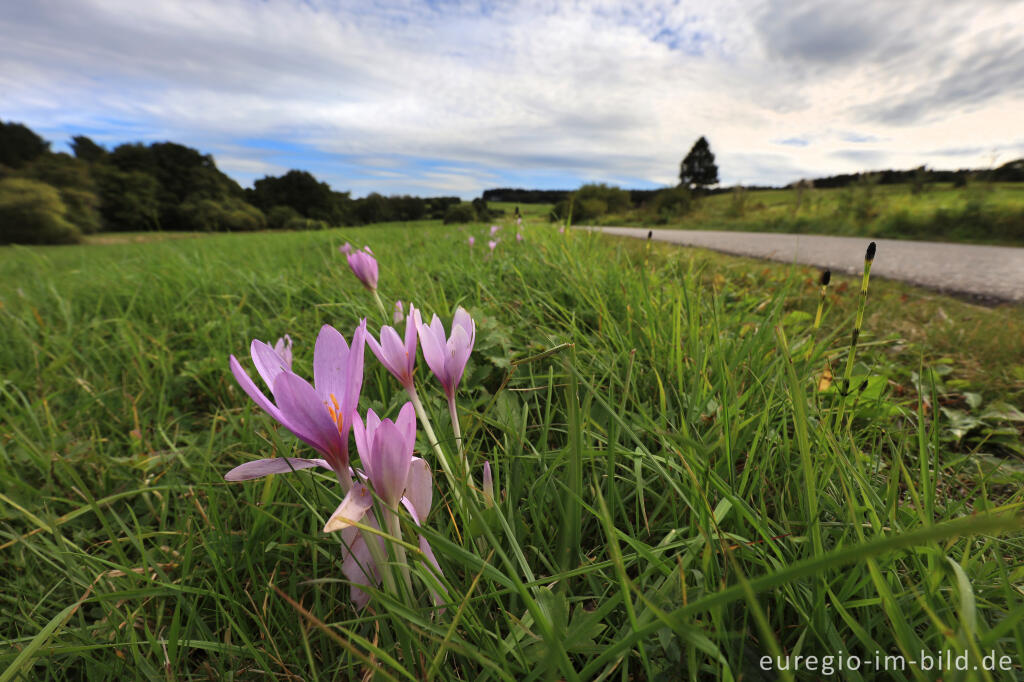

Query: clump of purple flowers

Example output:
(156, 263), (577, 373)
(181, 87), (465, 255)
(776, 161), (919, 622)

(225, 243), (488, 611)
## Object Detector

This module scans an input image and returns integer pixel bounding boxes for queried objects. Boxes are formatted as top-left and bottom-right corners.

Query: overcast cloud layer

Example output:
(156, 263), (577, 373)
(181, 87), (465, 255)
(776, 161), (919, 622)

(2, 0), (1022, 197)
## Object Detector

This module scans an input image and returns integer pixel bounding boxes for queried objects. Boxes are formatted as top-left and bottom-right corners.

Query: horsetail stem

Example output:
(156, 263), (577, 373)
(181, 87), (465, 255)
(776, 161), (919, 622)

(836, 242), (876, 425)
(805, 269), (830, 361)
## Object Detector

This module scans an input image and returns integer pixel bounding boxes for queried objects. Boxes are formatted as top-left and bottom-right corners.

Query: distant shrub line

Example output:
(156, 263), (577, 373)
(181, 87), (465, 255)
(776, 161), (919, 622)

(0, 121), (475, 245)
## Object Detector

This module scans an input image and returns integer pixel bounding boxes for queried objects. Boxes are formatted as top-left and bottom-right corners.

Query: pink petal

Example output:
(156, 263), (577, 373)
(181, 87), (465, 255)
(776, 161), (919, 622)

(417, 316), (448, 385)
(370, 420), (413, 506)
(251, 339), (290, 398)
(230, 355), (283, 423)
(351, 413), (370, 476)
(447, 325), (472, 390)
(380, 325), (409, 382)
(403, 307), (418, 371)
(395, 402), (417, 450)
(324, 483), (374, 532)
(224, 457), (332, 481)
(313, 325), (351, 405)
(273, 335), (293, 369)
(273, 372), (345, 460)
(343, 320), (366, 417)
(400, 457), (432, 523)
(341, 515), (382, 610)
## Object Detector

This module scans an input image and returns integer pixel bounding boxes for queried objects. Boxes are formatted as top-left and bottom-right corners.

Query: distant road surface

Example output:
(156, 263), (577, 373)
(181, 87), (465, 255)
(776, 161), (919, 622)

(584, 227), (1024, 304)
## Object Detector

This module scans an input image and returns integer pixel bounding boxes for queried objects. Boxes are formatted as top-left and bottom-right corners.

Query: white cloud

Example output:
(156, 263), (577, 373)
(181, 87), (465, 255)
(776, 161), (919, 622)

(2, 0), (1022, 194)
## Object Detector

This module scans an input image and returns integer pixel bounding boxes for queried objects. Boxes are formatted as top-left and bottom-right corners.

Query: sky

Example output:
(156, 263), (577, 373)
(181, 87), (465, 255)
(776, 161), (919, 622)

(2, 0), (1023, 198)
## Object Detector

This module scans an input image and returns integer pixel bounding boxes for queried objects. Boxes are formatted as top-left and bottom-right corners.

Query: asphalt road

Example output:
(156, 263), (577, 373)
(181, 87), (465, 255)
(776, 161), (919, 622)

(584, 227), (1024, 304)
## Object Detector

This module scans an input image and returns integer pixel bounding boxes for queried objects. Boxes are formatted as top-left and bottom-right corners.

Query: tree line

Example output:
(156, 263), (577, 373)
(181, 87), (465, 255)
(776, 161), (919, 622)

(0, 121), (470, 244)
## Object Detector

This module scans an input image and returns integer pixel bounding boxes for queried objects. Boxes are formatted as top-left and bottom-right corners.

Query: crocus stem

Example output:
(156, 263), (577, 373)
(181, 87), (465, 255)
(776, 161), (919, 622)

(371, 289), (389, 322)
(361, 519), (397, 596)
(408, 387), (464, 511)
(447, 395), (465, 463)
(385, 509), (413, 595)
(336, 460), (354, 493)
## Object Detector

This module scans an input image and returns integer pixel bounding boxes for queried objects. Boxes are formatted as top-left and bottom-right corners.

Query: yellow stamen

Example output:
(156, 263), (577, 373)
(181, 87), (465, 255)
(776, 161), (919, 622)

(325, 393), (344, 433)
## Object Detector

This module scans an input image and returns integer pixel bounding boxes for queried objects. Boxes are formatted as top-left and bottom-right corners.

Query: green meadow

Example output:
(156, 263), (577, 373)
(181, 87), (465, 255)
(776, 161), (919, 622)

(2, 219), (1023, 680)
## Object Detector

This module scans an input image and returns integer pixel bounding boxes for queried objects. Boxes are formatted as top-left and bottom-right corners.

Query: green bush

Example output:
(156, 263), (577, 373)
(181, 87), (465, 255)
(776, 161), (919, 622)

(650, 186), (693, 221)
(836, 174), (883, 223)
(177, 197), (267, 232)
(283, 216), (329, 231)
(576, 183), (631, 213)
(0, 177), (82, 244)
(267, 205), (302, 230)
(725, 186), (748, 218)
(95, 165), (161, 231)
(60, 187), (103, 234)
(576, 198), (608, 222)
(443, 203), (476, 224)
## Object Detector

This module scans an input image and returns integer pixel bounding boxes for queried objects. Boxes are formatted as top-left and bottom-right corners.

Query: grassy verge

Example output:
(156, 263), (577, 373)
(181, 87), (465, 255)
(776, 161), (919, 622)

(516, 182), (1024, 246)
(1, 218), (1022, 679)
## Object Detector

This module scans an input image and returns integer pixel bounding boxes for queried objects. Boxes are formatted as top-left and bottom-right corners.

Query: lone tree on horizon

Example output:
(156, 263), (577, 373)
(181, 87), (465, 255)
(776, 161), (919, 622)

(679, 136), (719, 191)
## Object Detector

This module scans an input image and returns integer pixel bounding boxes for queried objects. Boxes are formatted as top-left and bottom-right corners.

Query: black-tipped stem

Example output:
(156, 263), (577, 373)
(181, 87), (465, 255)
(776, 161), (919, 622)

(837, 242), (877, 426)
(819, 269), (831, 286)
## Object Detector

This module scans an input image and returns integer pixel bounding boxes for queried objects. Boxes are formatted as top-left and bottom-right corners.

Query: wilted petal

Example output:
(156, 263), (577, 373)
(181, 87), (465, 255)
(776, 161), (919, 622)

(324, 483), (374, 532)
(273, 372), (345, 460)
(224, 457), (332, 481)
(370, 420), (412, 506)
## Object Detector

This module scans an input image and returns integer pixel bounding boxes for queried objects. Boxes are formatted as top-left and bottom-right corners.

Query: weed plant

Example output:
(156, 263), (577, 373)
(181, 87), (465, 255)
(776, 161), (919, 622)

(1, 221), (1022, 680)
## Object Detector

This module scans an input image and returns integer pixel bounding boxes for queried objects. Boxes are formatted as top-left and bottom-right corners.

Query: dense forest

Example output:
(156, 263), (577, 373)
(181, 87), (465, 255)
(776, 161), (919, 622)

(0, 121), (473, 244)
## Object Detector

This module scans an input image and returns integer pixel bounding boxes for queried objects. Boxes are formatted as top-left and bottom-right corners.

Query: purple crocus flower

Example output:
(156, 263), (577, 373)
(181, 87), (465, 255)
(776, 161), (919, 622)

(273, 335), (293, 369)
(488, 239), (498, 251)
(346, 246), (379, 291)
(415, 307), (475, 401)
(324, 403), (444, 608)
(489, 224), (500, 236)
(482, 461), (494, 508)
(468, 236), (475, 247)
(225, 321), (367, 489)
(365, 304), (418, 391)
(516, 232), (524, 242)
(339, 243), (353, 255)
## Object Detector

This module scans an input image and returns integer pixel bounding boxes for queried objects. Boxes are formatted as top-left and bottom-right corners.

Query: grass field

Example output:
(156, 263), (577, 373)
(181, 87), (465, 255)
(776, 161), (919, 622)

(2, 217), (1023, 680)
(492, 182), (1024, 246)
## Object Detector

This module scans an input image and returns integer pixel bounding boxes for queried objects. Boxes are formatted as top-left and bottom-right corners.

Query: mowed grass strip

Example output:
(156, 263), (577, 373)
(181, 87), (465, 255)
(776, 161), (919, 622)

(1, 219), (1022, 679)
